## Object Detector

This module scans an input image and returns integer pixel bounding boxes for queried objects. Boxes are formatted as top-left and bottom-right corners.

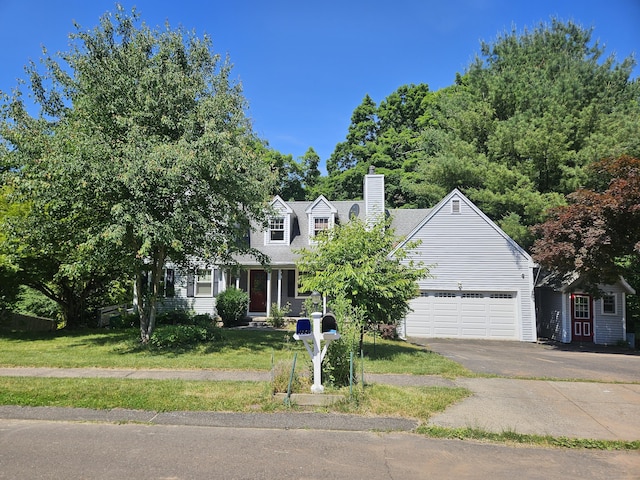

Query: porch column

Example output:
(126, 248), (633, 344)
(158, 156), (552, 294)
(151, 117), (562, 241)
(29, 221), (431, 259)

(219, 269), (227, 293)
(277, 269), (283, 309)
(235, 275), (240, 289)
(266, 271), (272, 317)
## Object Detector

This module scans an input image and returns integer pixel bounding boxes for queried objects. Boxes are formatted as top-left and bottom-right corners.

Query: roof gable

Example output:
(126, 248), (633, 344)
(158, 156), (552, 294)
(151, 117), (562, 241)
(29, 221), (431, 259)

(392, 189), (533, 264)
(305, 195), (337, 215)
(270, 195), (293, 214)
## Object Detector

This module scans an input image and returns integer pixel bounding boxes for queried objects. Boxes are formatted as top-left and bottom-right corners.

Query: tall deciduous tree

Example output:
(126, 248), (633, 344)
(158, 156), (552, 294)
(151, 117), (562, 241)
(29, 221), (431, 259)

(296, 217), (427, 351)
(0, 7), (275, 339)
(531, 155), (640, 290)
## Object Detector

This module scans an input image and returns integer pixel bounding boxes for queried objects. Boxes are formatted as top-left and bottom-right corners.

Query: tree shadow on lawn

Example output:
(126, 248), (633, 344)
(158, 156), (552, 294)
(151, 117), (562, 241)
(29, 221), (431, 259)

(0, 327), (432, 360)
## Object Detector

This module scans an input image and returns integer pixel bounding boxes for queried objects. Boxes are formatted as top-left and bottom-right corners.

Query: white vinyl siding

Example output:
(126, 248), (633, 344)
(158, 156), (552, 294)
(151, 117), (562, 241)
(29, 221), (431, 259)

(265, 197), (293, 246)
(399, 192), (536, 341)
(306, 196), (336, 243)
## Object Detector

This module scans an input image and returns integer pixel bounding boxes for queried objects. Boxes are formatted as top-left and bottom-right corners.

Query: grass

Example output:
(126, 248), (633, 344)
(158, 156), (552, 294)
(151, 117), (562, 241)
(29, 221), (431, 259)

(3, 327), (634, 450)
(418, 425), (640, 451)
(0, 376), (470, 419)
(0, 328), (471, 376)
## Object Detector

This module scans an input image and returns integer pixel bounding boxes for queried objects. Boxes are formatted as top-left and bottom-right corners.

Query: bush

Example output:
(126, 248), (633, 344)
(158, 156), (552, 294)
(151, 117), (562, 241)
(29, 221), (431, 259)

(267, 302), (290, 328)
(320, 296), (364, 387)
(109, 312), (139, 329)
(216, 288), (249, 327)
(15, 286), (60, 320)
(149, 324), (222, 349)
(156, 310), (192, 325)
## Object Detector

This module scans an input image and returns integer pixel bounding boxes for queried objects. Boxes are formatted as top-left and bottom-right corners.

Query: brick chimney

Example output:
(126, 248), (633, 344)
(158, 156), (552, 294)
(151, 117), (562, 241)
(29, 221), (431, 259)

(364, 166), (385, 226)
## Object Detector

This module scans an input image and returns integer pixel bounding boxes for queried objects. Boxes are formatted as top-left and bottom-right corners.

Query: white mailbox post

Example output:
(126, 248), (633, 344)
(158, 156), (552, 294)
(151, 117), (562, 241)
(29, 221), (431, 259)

(293, 293), (340, 394)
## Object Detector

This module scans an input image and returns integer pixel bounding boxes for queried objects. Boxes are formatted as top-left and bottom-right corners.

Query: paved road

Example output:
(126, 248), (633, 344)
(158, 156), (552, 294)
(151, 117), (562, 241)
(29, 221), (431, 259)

(1, 419), (638, 480)
(1, 339), (640, 478)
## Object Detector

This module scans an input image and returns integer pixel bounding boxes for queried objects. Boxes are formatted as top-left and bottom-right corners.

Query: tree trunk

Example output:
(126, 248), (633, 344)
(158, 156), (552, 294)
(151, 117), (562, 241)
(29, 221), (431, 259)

(139, 246), (165, 343)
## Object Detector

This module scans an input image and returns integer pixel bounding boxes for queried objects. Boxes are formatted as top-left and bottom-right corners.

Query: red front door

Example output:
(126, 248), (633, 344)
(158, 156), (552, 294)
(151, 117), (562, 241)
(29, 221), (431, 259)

(571, 294), (593, 342)
(249, 270), (267, 313)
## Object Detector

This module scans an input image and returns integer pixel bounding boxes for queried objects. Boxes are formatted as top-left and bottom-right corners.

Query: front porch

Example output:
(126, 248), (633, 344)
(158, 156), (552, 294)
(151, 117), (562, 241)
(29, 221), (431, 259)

(232, 267), (308, 318)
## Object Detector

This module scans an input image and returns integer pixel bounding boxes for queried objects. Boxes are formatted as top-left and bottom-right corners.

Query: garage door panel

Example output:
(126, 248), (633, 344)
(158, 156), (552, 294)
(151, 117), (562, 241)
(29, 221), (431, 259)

(406, 291), (517, 340)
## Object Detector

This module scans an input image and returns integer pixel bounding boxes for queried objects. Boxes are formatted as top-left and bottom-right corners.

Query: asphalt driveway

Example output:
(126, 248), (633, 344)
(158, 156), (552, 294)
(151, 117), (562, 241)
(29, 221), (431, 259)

(409, 338), (640, 383)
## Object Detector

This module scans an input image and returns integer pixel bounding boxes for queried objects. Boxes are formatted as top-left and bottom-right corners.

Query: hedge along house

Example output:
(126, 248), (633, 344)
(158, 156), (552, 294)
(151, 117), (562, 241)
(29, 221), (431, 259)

(152, 170), (539, 342)
(535, 272), (636, 345)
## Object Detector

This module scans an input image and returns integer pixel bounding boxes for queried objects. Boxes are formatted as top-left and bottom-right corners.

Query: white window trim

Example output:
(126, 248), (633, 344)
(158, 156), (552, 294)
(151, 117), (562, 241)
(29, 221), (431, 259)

(309, 215), (333, 243)
(451, 199), (461, 214)
(266, 215), (288, 245)
(573, 295), (591, 319)
(601, 294), (617, 315)
(195, 268), (214, 297)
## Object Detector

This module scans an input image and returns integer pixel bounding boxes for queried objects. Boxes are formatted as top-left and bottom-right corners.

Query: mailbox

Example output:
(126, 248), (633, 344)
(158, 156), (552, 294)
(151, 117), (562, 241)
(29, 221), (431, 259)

(321, 313), (337, 333)
(295, 318), (311, 336)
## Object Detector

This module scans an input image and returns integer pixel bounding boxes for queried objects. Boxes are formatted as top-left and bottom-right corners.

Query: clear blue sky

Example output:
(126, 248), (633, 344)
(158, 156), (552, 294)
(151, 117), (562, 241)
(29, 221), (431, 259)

(1, 1), (638, 171)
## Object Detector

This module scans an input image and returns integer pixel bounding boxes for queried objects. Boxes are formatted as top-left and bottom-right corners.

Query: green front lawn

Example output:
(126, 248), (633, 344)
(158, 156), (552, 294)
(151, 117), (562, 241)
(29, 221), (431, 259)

(0, 328), (470, 376)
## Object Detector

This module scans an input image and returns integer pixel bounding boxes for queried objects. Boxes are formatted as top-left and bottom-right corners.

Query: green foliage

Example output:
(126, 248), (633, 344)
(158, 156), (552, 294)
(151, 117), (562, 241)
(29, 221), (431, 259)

(216, 288), (249, 327)
(149, 324), (222, 350)
(108, 312), (139, 329)
(296, 217), (427, 327)
(156, 310), (193, 326)
(14, 287), (60, 320)
(321, 296), (366, 387)
(271, 359), (310, 394)
(532, 155), (640, 291)
(0, 6), (275, 338)
(317, 19), (639, 250)
(266, 302), (290, 328)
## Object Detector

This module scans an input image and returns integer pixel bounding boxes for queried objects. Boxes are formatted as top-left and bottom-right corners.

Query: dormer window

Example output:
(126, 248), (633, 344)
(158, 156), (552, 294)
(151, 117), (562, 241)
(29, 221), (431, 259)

(270, 217), (285, 241)
(265, 196), (293, 245)
(306, 195), (338, 244)
(314, 217), (330, 237)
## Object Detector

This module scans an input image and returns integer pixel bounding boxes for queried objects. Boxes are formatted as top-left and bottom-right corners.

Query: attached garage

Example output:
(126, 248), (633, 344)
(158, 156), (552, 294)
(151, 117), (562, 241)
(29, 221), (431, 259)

(405, 291), (518, 340)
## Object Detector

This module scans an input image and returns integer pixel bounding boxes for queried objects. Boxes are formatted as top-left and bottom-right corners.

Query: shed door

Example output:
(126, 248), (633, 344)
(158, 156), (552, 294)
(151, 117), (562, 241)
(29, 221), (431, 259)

(571, 294), (593, 342)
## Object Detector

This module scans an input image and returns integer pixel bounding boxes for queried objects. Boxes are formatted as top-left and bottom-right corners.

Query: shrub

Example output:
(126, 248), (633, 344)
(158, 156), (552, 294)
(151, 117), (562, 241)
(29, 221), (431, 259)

(109, 312), (139, 329)
(216, 288), (249, 327)
(193, 313), (215, 327)
(149, 324), (222, 349)
(320, 295), (364, 387)
(267, 302), (290, 328)
(156, 310), (192, 325)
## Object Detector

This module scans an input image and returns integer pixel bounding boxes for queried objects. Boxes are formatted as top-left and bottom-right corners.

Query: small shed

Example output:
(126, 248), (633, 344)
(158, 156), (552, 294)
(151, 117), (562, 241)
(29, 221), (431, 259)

(536, 272), (635, 345)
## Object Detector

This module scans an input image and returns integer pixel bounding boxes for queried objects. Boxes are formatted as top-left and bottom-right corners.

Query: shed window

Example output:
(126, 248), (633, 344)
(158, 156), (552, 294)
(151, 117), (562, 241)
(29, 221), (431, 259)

(451, 199), (461, 214)
(602, 294), (616, 315)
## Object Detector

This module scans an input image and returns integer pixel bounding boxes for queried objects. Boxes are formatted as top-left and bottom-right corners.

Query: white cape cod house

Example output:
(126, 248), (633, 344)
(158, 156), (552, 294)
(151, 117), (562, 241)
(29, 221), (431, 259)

(158, 170), (541, 342)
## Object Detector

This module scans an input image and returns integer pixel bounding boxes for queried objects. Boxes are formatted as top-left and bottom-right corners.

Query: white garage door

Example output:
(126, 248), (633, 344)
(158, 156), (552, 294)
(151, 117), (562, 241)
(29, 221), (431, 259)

(405, 291), (517, 339)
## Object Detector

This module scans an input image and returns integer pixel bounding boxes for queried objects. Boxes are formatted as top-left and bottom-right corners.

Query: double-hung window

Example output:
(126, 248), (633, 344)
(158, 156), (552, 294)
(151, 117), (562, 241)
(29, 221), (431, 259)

(196, 269), (213, 297)
(602, 294), (616, 315)
(313, 217), (330, 237)
(269, 217), (285, 241)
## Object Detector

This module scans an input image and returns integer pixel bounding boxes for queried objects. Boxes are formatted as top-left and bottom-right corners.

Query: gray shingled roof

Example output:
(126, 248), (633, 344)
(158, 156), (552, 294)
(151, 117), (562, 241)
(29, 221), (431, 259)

(236, 199), (431, 267)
